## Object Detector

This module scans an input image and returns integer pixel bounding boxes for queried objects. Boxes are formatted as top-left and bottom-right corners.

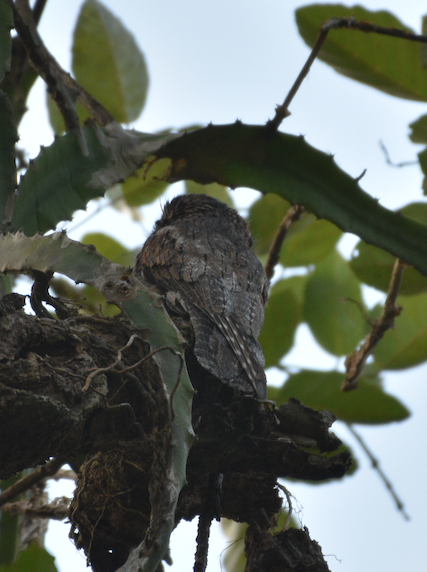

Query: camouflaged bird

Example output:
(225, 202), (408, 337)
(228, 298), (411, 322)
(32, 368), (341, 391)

(135, 194), (268, 399)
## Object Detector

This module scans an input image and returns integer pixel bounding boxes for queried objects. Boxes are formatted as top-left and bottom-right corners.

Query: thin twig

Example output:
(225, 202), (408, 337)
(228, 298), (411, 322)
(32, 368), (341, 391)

(346, 424), (410, 521)
(268, 29), (329, 130)
(12, 0), (114, 136)
(31, 0), (48, 25)
(83, 333), (142, 391)
(343, 258), (406, 391)
(83, 339), (183, 392)
(2, 496), (71, 521)
(379, 141), (418, 168)
(0, 457), (66, 509)
(268, 16), (427, 131)
(265, 205), (305, 280)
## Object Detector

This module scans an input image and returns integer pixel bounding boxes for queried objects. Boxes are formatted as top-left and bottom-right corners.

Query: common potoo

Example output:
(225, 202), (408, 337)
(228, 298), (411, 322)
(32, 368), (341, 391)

(135, 194), (268, 399)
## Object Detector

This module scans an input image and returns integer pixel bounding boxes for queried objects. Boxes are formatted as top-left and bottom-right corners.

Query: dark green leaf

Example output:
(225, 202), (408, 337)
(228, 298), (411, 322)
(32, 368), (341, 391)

(373, 292), (427, 369)
(0, 92), (17, 224)
(158, 124), (427, 278)
(11, 123), (177, 235)
(0, 1), (12, 83)
(122, 159), (170, 207)
(248, 193), (290, 254)
(259, 276), (306, 367)
(185, 180), (234, 207)
(271, 370), (409, 424)
(296, 5), (427, 102)
(11, 124), (111, 235)
(304, 251), (368, 355)
(73, 0), (149, 123)
(409, 114), (427, 144)
(0, 544), (57, 572)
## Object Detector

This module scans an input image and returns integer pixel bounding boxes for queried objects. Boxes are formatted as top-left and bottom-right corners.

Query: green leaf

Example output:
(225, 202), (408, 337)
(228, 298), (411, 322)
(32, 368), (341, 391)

(248, 193), (290, 255)
(0, 1), (12, 84)
(350, 241), (427, 295)
(185, 180), (234, 207)
(373, 292), (427, 369)
(280, 216), (342, 267)
(10, 123), (177, 235)
(304, 251), (368, 355)
(11, 124), (111, 235)
(81, 232), (136, 266)
(271, 370), (409, 424)
(0, 544), (57, 572)
(296, 5), (427, 102)
(73, 0), (149, 123)
(259, 276), (305, 367)
(158, 123), (427, 278)
(0, 92), (17, 224)
(122, 159), (170, 207)
(222, 520), (247, 572)
(409, 114), (427, 144)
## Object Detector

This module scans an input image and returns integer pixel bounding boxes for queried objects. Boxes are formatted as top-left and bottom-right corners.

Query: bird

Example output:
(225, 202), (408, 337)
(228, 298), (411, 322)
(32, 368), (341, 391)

(134, 194), (268, 399)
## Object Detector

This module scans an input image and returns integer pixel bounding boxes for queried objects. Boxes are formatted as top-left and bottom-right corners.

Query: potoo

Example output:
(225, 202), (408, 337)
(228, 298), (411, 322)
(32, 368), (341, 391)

(135, 194), (268, 399)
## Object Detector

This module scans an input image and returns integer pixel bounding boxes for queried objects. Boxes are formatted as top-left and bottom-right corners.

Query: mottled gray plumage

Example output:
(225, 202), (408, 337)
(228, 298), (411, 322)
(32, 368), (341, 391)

(135, 194), (268, 399)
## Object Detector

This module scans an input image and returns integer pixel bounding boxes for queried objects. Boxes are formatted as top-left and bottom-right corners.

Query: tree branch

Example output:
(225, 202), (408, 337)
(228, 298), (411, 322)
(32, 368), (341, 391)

(342, 258), (406, 391)
(0, 458), (65, 509)
(265, 205), (305, 281)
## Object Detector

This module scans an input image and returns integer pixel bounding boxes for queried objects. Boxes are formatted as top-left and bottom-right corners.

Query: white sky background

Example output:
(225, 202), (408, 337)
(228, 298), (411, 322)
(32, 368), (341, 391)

(16, 0), (427, 571)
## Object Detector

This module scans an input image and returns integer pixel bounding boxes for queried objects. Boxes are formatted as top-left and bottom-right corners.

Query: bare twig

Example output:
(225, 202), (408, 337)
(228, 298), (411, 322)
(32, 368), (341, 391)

(83, 337), (183, 392)
(268, 29), (329, 130)
(346, 424), (410, 521)
(2, 496), (71, 521)
(265, 205), (305, 281)
(12, 0), (114, 136)
(83, 333), (142, 391)
(343, 258), (406, 391)
(268, 16), (427, 131)
(0, 457), (66, 509)
(379, 141), (418, 168)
